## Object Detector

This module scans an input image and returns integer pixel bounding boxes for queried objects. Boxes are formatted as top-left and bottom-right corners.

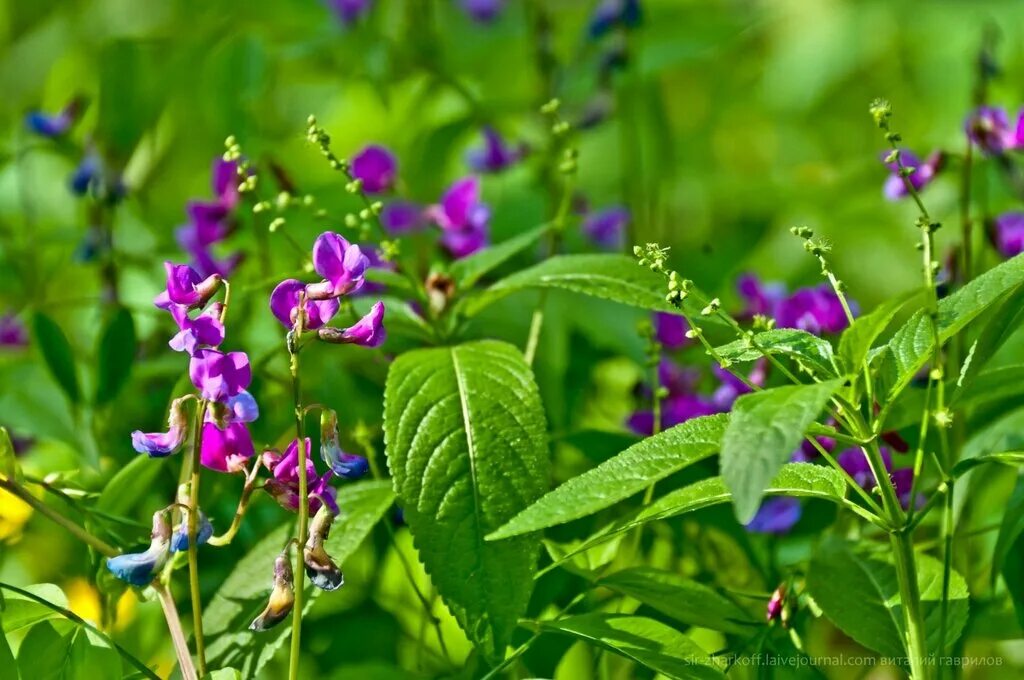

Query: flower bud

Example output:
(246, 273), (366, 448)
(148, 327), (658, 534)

(766, 583), (786, 623)
(303, 505), (344, 591)
(249, 552), (296, 631)
(320, 410), (369, 479)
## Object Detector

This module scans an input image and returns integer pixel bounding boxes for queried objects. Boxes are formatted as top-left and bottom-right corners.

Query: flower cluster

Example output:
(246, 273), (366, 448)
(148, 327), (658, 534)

(426, 177), (492, 258)
(177, 158), (245, 279)
(738, 274), (854, 335)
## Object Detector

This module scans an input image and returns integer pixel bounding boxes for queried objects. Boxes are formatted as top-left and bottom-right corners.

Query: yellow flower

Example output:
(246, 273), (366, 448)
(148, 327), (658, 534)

(0, 486), (32, 542)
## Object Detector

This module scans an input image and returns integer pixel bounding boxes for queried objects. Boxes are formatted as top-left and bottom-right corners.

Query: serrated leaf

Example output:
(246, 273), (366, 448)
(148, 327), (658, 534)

(721, 380), (842, 523)
(597, 567), (758, 634)
(450, 224), (549, 289)
(95, 306), (136, 405)
(881, 252), (1024, 401)
(540, 613), (725, 679)
(715, 329), (837, 377)
(32, 313), (80, 405)
(204, 480), (395, 676)
(807, 537), (969, 659)
(384, 340), (549, 662)
(457, 254), (705, 319)
(488, 414), (727, 541)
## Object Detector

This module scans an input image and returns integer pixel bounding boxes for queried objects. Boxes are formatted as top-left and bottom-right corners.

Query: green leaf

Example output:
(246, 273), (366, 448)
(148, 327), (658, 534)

(204, 480), (395, 676)
(540, 613), (725, 679)
(839, 291), (918, 374)
(364, 267), (415, 296)
(95, 306), (136, 405)
(806, 537), (969, 659)
(487, 414), (728, 541)
(352, 296), (435, 343)
(66, 629), (121, 680)
(458, 254), (704, 319)
(715, 329), (837, 377)
(880, 252), (1024, 401)
(951, 452), (1024, 479)
(0, 620), (16, 679)
(450, 224), (549, 289)
(32, 313), (80, 405)
(0, 584), (68, 633)
(597, 567), (758, 634)
(1, 426), (19, 481)
(992, 474), (1024, 594)
(95, 455), (167, 517)
(384, 339), (549, 661)
(720, 380), (842, 523)
(16, 622), (70, 679)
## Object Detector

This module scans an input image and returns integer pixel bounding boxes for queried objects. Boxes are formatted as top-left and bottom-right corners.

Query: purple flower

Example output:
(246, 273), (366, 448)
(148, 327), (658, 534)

(711, 361), (765, 411)
(305, 232), (368, 300)
(351, 145), (397, 194)
(225, 390), (260, 424)
(994, 212), (1024, 258)
(0, 312), (28, 348)
(270, 279), (340, 330)
(262, 439), (340, 515)
(582, 206), (629, 250)
(776, 285), (853, 335)
(589, 0), (641, 38)
(329, 0), (371, 24)
(737, 274), (786, 319)
(25, 98), (84, 138)
(168, 303), (225, 355)
(745, 497), (802, 534)
(427, 177), (490, 258)
(882, 149), (943, 200)
(132, 397), (191, 457)
(837, 447), (920, 510)
(965, 106), (1017, 154)
(317, 301), (387, 348)
(766, 584), (786, 622)
(466, 127), (525, 173)
(189, 349), (251, 404)
(105, 513), (171, 587)
(69, 153), (101, 196)
(157, 262), (222, 309)
(653, 312), (689, 350)
(460, 0), (504, 22)
(356, 244), (394, 296)
(628, 394), (718, 436)
(200, 421), (255, 473)
(380, 201), (426, 234)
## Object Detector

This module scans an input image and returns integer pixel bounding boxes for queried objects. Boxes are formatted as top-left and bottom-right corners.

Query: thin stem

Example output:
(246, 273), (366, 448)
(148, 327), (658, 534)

(155, 583), (199, 680)
(288, 307), (309, 680)
(0, 477), (118, 557)
(207, 462), (260, 547)
(187, 399), (209, 676)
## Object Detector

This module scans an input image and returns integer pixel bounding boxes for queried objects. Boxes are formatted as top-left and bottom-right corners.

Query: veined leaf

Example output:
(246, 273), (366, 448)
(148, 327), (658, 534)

(204, 480), (395, 676)
(0, 584), (68, 633)
(384, 340), (549, 661)
(32, 313), (80, 405)
(487, 414), (728, 541)
(839, 291), (919, 374)
(597, 567), (758, 634)
(95, 306), (136, 405)
(806, 537), (969, 659)
(450, 224), (549, 289)
(880, 251), (1024, 401)
(720, 380), (842, 523)
(540, 613), (725, 679)
(715, 329), (837, 377)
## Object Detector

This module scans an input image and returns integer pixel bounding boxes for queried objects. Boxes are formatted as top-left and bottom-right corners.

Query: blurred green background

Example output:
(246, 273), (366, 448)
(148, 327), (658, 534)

(4, 0), (1024, 677)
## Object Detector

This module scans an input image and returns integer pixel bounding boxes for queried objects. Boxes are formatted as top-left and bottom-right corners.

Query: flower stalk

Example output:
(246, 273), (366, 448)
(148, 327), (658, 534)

(186, 398), (209, 676)
(287, 301), (309, 680)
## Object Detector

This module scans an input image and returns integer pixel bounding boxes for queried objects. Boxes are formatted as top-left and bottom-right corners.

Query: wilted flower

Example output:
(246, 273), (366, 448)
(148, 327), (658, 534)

(105, 511), (171, 587)
(305, 232), (369, 300)
(0, 312), (28, 348)
(380, 201), (426, 234)
(303, 506), (344, 591)
(882, 149), (943, 200)
(262, 439), (340, 515)
(170, 512), (214, 553)
(167, 302), (225, 355)
(460, 0), (504, 22)
(25, 97), (85, 138)
(250, 552), (296, 631)
(746, 497), (802, 534)
(351, 144), (398, 194)
(132, 397), (191, 457)
(994, 212), (1024, 258)
(581, 206), (630, 250)
(189, 349), (252, 404)
(427, 177), (490, 258)
(328, 0), (371, 25)
(466, 127), (525, 173)
(270, 279), (340, 330)
(320, 411), (370, 479)
(317, 301), (387, 348)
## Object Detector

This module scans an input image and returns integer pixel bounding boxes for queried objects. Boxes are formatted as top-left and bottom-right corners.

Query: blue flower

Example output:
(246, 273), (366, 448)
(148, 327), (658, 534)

(169, 512), (214, 553)
(745, 497), (802, 534)
(106, 512), (171, 586)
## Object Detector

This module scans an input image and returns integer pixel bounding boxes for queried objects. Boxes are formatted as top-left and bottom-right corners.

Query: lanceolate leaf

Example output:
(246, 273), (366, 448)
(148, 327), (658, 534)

(95, 306), (136, 405)
(597, 567), (758, 634)
(384, 340), (549, 662)
(487, 414), (728, 541)
(540, 613), (725, 679)
(806, 537), (969, 659)
(992, 474), (1024, 593)
(838, 291), (918, 374)
(32, 313), (81, 405)
(450, 224), (549, 289)
(204, 480), (395, 676)
(715, 329), (837, 377)
(720, 380), (842, 523)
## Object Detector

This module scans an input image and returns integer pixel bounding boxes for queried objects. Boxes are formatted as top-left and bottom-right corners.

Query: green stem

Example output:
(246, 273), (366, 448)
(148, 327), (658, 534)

(0, 477), (118, 557)
(207, 462), (259, 547)
(892, 530), (931, 679)
(288, 317), (309, 680)
(155, 583), (199, 680)
(187, 399), (209, 677)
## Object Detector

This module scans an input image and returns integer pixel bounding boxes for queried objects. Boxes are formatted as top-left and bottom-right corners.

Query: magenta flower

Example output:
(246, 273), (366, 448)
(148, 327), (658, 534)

(0, 312), (28, 348)
(460, 0), (504, 22)
(305, 232), (368, 300)
(582, 206), (629, 250)
(994, 212), (1024, 258)
(882, 149), (943, 200)
(745, 497), (802, 534)
(380, 201), (426, 234)
(965, 106), (1020, 154)
(627, 359), (718, 435)
(156, 262), (222, 310)
(270, 279), (340, 330)
(318, 301), (387, 348)
(711, 361), (765, 411)
(737, 274), (786, 319)
(653, 312), (689, 350)
(351, 144), (397, 194)
(466, 127), (525, 173)
(132, 397), (191, 457)
(776, 285), (853, 335)
(189, 349), (251, 404)
(168, 303), (225, 355)
(329, 0), (371, 24)
(837, 447), (921, 510)
(262, 439), (340, 514)
(200, 421), (255, 473)
(427, 177), (490, 258)
(184, 159), (240, 244)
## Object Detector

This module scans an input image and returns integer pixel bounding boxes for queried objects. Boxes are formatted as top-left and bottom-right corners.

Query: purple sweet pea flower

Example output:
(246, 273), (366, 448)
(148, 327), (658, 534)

(305, 232), (369, 300)
(837, 447), (921, 510)
(653, 312), (689, 350)
(184, 159), (240, 243)
(25, 98), (84, 138)
(317, 301), (387, 348)
(356, 244), (394, 296)
(965, 106), (1016, 154)
(131, 397), (191, 457)
(187, 245), (244, 280)
(582, 206), (629, 250)
(168, 303), (225, 355)
(745, 497), (802, 534)
(460, 0), (504, 22)
(329, 0), (371, 24)
(994, 212), (1024, 258)
(0, 312), (28, 348)
(157, 262), (222, 309)
(225, 390), (260, 424)
(270, 279), (340, 330)
(776, 284), (853, 335)
(466, 127), (525, 173)
(427, 177), (491, 258)
(200, 421), (255, 473)
(262, 439), (340, 514)
(189, 349), (251, 404)
(737, 274), (786, 319)
(627, 394), (718, 436)
(351, 144), (397, 194)
(882, 149), (943, 200)
(380, 201), (426, 234)
(711, 361), (766, 411)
